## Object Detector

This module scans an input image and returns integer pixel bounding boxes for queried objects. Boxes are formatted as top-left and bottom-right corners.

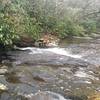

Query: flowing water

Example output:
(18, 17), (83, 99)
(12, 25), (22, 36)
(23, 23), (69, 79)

(0, 37), (100, 100)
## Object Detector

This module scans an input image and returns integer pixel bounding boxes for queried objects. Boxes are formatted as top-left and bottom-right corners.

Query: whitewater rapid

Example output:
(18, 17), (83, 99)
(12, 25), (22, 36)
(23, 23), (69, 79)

(16, 47), (82, 59)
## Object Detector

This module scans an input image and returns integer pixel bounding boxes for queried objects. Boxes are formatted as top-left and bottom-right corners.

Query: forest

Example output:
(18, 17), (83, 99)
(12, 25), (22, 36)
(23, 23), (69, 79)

(0, 0), (100, 47)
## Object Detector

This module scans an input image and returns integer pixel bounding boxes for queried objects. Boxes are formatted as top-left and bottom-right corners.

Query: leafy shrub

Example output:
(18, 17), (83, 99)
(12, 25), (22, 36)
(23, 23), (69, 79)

(55, 19), (84, 38)
(41, 16), (57, 33)
(0, 0), (99, 49)
(24, 17), (43, 40)
(81, 19), (97, 33)
(0, 14), (19, 46)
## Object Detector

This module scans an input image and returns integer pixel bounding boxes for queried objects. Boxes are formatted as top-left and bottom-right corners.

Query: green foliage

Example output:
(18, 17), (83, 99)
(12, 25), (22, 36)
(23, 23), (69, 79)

(24, 17), (43, 40)
(0, 0), (99, 48)
(81, 19), (97, 33)
(41, 16), (57, 33)
(55, 19), (84, 38)
(0, 13), (19, 46)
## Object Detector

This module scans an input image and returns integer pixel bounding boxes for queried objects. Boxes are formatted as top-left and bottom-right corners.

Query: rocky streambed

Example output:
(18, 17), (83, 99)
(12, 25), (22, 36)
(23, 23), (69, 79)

(0, 37), (100, 100)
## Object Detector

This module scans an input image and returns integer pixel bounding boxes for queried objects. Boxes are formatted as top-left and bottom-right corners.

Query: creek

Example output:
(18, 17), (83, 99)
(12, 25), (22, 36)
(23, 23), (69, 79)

(0, 37), (100, 100)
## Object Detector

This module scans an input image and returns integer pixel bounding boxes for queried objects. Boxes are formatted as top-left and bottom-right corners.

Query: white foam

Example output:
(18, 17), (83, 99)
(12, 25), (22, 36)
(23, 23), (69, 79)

(16, 47), (43, 54)
(17, 47), (82, 59)
(16, 47), (34, 51)
(46, 48), (82, 58)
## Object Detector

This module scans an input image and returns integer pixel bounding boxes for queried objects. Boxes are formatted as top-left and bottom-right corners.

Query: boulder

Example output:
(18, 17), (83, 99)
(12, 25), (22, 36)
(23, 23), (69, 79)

(14, 35), (35, 47)
(35, 34), (59, 48)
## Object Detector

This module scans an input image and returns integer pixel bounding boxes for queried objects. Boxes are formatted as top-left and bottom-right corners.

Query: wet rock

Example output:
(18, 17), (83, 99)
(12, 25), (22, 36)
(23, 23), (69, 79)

(14, 35), (35, 47)
(96, 87), (100, 92)
(0, 83), (8, 91)
(0, 75), (8, 92)
(33, 76), (46, 82)
(14, 84), (38, 97)
(73, 80), (92, 84)
(5, 72), (21, 83)
(28, 91), (67, 100)
(67, 95), (88, 100)
(32, 72), (56, 83)
(0, 69), (8, 75)
(0, 92), (11, 100)
(0, 66), (8, 75)
(18, 72), (35, 83)
(0, 92), (27, 100)
(1, 60), (12, 67)
(0, 75), (8, 86)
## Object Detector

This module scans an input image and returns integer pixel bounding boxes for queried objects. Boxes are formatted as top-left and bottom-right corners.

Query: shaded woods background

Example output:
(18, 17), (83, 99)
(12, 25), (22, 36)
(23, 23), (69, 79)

(0, 0), (100, 46)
